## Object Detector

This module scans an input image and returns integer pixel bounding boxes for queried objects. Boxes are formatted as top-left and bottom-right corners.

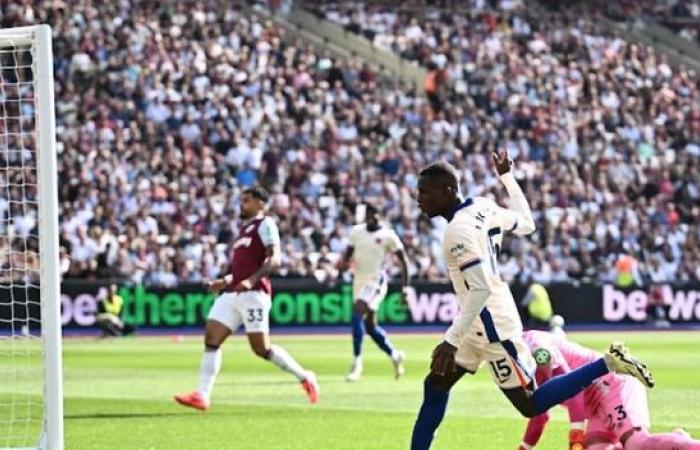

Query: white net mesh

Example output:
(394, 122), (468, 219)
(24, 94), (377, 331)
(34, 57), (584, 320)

(0, 37), (44, 449)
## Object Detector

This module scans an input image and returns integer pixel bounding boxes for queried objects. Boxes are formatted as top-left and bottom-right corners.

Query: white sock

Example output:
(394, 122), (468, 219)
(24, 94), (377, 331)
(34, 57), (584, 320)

(198, 348), (222, 400)
(267, 345), (307, 381)
(353, 356), (362, 366)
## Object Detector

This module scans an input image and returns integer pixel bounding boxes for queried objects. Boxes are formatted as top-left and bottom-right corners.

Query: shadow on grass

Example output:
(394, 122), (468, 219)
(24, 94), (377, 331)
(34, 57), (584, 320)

(65, 412), (194, 420)
(216, 380), (297, 387)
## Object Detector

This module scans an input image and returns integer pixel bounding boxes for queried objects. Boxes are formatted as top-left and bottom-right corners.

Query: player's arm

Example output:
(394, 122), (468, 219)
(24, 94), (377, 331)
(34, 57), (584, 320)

(554, 363), (587, 450)
(519, 411), (551, 450)
(338, 225), (357, 272)
(443, 233), (491, 347)
(209, 275), (231, 294)
(432, 227), (492, 375)
(388, 231), (410, 295)
(526, 349), (586, 450)
(492, 151), (535, 235)
(338, 246), (354, 272)
(234, 244), (281, 292)
(395, 248), (409, 289)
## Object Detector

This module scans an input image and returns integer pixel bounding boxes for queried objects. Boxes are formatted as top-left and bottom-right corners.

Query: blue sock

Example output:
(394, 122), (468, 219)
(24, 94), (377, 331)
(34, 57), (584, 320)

(533, 358), (608, 415)
(411, 379), (450, 450)
(367, 325), (395, 357)
(351, 314), (365, 357)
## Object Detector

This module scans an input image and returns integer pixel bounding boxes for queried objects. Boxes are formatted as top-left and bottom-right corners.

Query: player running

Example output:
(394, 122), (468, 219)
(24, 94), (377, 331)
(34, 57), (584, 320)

(520, 330), (700, 450)
(410, 154), (654, 449)
(339, 203), (410, 382)
(174, 188), (319, 410)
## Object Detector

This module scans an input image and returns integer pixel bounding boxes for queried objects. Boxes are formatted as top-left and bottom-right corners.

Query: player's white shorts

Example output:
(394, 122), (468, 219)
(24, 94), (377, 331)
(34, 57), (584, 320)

(455, 336), (536, 390)
(353, 274), (388, 311)
(207, 290), (271, 334)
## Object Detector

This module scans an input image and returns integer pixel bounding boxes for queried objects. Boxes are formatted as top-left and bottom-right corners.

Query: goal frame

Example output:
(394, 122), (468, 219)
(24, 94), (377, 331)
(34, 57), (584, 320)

(0, 24), (63, 450)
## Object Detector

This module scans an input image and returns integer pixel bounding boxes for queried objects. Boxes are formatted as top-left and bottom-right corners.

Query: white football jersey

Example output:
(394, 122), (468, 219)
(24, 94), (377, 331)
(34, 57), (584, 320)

(442, 172), (536, 346)
(350, 224), (404, 280)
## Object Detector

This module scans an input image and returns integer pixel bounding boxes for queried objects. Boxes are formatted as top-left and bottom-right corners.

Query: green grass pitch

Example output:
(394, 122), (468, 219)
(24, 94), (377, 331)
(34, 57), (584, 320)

(9, 331), (700, 449)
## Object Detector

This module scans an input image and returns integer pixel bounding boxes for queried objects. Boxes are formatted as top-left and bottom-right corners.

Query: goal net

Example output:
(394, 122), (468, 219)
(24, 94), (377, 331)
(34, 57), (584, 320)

(0, 25), (63, 450)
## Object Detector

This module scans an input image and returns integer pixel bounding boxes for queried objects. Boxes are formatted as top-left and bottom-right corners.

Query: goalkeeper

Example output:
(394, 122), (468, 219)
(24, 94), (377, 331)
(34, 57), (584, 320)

(519, 330), (700, 450)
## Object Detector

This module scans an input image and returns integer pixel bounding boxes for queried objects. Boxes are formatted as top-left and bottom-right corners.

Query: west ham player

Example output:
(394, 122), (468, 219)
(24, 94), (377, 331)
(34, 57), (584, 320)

(410, 155), (654, 449)
(339, 203), (410, 382)
(520, 330), (700, 450)
(174, 188), (319, 410)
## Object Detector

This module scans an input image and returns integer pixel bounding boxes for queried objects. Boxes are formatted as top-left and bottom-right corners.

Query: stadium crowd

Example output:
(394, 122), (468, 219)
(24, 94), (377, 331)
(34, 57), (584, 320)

(1, 0), (699, 287)
(592, 0), (700, 44)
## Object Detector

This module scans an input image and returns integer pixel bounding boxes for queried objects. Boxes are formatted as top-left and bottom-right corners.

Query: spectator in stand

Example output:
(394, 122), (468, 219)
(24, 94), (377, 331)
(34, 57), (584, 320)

(0, 0), (697, 287)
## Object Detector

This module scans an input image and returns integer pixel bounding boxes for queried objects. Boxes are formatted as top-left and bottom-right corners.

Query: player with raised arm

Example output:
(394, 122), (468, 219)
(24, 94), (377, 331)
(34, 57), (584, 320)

(174, 187), (319, 410)
(520, 330), (700, 450)
(340, 203), (410, 382)
(410, 154), (654, 449)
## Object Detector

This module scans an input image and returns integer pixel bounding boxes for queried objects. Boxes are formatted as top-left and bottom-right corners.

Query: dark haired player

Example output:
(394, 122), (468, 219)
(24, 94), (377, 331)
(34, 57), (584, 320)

(339, 203), (410, 382)
(410, 154), (654, 449)
(175, 188), (319, 410)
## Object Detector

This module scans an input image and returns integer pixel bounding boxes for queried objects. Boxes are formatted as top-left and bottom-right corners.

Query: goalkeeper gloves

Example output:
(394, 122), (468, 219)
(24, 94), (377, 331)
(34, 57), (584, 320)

(569, 429), (585, 450)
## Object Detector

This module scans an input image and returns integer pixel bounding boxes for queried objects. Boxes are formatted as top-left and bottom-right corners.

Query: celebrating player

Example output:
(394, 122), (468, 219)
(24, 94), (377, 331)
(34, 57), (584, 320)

(174, 188), (319, 410)
(340, 203), (410, 382)
(520, 330), (700, 450)
(410, 155), (655, 449)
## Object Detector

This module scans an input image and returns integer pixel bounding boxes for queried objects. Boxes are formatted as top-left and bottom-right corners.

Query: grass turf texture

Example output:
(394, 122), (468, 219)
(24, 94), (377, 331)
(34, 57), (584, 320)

(5, 331), (700, 449)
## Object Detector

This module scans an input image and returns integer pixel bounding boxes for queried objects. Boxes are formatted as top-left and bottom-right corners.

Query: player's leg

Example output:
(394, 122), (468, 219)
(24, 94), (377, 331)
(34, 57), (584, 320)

(623, 428), (700, 450)
(496, 337), (607, 417)
(411, 367), (470, 450)
(615, 379), (700, 449)
(174, 319), (232, 410)
(247, 332), (319, 404)
(585, 403), (626, 450)
(198, 320), (231, 398)
(242, 292), (319, 403)
(363, 278), (393, 357)
(363, 279), (406, 377)
(587, 442), (623, 450)
(501, 340), (653, 417)
(348, 297), (369, 381)
(175, 292), (238, 410)
(411, 342), (480, 450)
(364, 310), (406, 379)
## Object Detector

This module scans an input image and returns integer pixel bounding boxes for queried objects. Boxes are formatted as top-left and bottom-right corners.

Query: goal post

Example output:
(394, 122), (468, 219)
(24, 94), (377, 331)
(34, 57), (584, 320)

(0, 24), (63, 450)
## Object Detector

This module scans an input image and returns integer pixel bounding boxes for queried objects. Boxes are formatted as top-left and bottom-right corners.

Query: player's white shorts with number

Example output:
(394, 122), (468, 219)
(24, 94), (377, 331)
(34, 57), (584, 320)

(455, 336), (537, 389)
(353, 274), (388, 311)
(208, 291), (271, 333)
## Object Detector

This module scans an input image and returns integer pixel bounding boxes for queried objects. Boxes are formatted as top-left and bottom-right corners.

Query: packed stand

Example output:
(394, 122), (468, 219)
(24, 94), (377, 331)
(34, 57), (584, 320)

(1, 0), (447, 285)
(281, 0), (700, 285)
(0, 0), (699, 287)
(549, 0), (700, 46)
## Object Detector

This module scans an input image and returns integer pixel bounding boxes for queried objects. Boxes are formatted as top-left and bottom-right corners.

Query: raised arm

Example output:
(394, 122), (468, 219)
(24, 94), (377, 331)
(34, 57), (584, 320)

(492, 151), (535, 235)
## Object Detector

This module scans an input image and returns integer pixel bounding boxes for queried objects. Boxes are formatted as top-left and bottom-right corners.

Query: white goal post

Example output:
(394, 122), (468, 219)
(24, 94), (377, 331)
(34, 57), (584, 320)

(0, 25), (63, 450)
